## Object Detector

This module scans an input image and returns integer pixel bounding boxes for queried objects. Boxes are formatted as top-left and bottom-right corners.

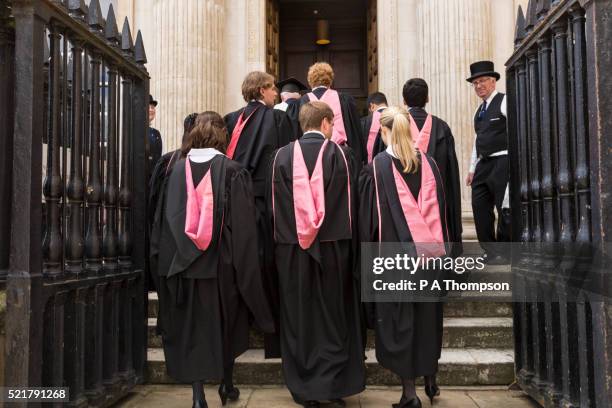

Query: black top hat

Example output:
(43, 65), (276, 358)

(466, 61), (500, 83)
(149, 94), (158, 107)
(275, 77), (309, 93)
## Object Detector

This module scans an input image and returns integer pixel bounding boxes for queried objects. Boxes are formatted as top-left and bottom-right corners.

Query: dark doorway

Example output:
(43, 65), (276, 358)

(278, 0), (369, 113)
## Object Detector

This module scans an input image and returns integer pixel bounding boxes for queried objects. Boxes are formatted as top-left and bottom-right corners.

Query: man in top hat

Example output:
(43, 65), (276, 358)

(148, 94), (163, 178)
(275, 77), (309, 141)
(465, 61), (511, 264)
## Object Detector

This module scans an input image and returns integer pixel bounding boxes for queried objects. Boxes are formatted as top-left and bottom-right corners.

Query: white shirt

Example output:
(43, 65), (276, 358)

(304, 130), (326, 138)
(385, 145), (399, 158)
(274, 101), (288, 112)
(249, 99), (268, 106)
(468, 90), (508, 173)
(187, 148), (224, 163)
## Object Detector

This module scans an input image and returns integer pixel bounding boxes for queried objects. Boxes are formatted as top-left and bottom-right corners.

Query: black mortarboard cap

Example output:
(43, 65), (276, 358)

(275, 77), (308, 93)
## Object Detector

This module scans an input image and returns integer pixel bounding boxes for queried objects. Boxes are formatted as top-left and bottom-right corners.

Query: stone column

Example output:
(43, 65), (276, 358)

(418, 0), (491, 213)
(145, 0), (226, 151)
(491, 0), (517, 93)
(224, 0), (267, 113)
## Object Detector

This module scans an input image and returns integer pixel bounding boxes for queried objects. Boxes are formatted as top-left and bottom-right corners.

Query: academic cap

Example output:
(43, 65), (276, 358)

(275, 77), (308, 93)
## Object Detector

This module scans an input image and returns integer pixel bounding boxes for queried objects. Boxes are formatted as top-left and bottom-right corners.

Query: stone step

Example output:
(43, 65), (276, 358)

(147, 293), (512, 319)
(147, 317), (513, 350)
(146, 348), (515, 386)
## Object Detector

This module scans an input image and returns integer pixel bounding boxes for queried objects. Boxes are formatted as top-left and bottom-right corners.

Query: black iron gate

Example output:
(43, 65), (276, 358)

(506, 0), (612, 407)
(3, 0), (150, 406)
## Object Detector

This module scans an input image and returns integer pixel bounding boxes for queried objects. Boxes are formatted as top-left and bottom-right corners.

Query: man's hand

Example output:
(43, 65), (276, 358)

(466, 172), (474, 187)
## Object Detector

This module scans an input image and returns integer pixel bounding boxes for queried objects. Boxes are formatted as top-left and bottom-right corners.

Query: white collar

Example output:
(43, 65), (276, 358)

(376, 106), (387, 113)
(187, 148), (224, 163)
(385, 145), (398, 158)
(249, 99), (267, 106)
(312, 86), (327, 91)
(484, 90), (499, 105)
(304, 130), (326, 138)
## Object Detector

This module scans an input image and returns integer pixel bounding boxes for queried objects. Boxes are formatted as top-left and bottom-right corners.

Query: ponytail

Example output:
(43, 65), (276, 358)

(380, 106), (420, 173)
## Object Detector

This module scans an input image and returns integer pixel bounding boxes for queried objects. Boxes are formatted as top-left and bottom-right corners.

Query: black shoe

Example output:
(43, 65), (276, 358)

(424, 384), (440, 405)
(218, 384), (240, 406)
(392, 396), (422, 408)
(290, 392), (320, 407)
(329, 398), (346, 407)
(192, 399), (208, 408)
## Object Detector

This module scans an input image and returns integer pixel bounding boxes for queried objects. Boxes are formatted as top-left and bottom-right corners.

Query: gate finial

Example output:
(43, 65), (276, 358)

(515, 6), (527, 46)
(536, 0), (551, 19)
(105, 4), (120, 45)
(134, 30), (147, 65)
(121, 17), (134, 55)
(525, 0), (537, 31)
(87, 0), (105, 32)
(67, 0), (88, 20)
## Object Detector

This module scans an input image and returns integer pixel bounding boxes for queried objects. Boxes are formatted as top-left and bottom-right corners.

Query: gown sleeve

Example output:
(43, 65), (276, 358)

(229, 168), (276, 334)
(440, 124), (463, 256)
(358, 165), (379, 243)
(340, 93), (366, 168)
(358, 164), (379, 329)
(274, 108), (295, 148)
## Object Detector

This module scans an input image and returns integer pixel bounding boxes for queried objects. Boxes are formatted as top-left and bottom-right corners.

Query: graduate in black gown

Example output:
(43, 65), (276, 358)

(271, 101), (365, 407)
(360, 92), (388, 163)
(148, 112), (198, 292)
(274, 77), (308, 141)
(224, 71), (295, 358)
(299, 62), (365, 166)
(359, 107), (451, 408)
(150, 112), (275, 408)
(403, 78), (463, 256)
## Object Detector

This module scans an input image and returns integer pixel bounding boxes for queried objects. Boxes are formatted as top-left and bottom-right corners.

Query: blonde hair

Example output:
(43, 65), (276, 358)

(307, 62), (334, 88)
(380, 106), (420, 173)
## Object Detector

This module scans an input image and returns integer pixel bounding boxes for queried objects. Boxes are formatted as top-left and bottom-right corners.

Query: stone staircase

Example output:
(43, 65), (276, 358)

(145, 295), (515, 386)
(146, 215), (516, 386)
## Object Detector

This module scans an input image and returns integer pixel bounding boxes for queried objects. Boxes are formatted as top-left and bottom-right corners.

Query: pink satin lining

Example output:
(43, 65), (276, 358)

(184, 159), (215, 251)
(410, 113), (433, 153)
(226, 106), (261, 159)
(392, 157), (445, 257)
(367, 110), (382, 163)
(307, 89), (348, 145)
(272, 139), (351, 248)
(292, 139), (328, 249)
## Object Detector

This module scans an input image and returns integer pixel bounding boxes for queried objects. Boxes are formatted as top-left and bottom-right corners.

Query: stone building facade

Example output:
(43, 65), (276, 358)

(112, 0), (529, 215)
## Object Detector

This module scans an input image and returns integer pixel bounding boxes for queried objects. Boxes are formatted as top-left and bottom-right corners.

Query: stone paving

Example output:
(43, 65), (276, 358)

(116, 385), (539, 408)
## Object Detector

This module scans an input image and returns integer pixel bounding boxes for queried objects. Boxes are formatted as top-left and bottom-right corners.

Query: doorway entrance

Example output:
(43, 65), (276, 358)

(268, 0), (376, 115)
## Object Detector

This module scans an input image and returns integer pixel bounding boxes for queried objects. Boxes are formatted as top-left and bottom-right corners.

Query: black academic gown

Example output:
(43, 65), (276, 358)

(150, 155), (275, 383)
(148, 149), (182, 292)
(300, 88), (365, 167)
(409, 107), (463, 255)
(360, 110), (386, 161)
(271, 133), (365, 401)
(359, 151), (450, 378)
(283, 98), (302, 142)
(224, 101), (295, 358)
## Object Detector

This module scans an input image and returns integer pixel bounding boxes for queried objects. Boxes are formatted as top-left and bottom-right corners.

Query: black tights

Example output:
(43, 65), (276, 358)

(192, 381), (205, 403)
(192, 359), (235, 402)
(223, 360), (235, 389)
(401, 377), (416, 399)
